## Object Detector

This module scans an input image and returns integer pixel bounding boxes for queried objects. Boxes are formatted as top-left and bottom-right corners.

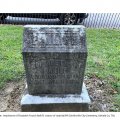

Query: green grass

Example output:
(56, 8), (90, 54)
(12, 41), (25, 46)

(0, 25), (120, 110)
(86, 28), (120, 111)
(0, 25), (24, 88)
(0, 26), (120, 88)
(86, 29), (120, 85)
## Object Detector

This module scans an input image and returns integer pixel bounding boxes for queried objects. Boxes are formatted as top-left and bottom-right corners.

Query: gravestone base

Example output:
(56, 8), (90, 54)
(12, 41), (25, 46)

(21, 83), (90, 112)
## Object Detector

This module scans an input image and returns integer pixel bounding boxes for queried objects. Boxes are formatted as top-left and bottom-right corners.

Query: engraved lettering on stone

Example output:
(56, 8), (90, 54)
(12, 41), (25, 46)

(25, 29), (81, 48)
(23, 26), (87, 94)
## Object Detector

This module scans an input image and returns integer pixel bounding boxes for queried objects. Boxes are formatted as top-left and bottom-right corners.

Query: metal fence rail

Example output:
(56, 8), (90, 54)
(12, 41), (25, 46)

(83, 13), (120, 29)
(0, 13), (120, 29)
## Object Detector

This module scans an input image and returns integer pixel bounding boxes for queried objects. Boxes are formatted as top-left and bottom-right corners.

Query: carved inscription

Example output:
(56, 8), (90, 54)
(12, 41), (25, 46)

(23, 26), (87, 94)
(26, 32), (81, 48)
(28, 57), (81, 85)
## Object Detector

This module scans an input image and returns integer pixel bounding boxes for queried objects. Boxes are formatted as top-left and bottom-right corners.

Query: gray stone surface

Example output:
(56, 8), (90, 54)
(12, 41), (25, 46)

(21, 104), (89, 112)
(21, 83), (91, 112)
(22, 25), (87, 95)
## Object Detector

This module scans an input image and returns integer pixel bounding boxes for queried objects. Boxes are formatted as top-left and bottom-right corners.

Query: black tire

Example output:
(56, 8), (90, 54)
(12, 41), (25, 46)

(79, 18), (84, 23)
(60, 13), (78, 25)
(0, 14), (7, 21)
(79, 13), (89, 23)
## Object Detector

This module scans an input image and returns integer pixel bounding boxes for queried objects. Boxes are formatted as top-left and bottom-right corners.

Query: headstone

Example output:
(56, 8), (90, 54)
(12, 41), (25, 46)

(21, 25), (90, 112)
(22, 25), (87, 95)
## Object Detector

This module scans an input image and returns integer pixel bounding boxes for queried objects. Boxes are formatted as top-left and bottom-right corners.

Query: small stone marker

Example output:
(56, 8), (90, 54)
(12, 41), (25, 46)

(21, 25), (90, 112)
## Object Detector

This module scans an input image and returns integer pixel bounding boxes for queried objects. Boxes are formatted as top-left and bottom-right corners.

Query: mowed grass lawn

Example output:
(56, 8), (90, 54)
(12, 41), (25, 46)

(0, 25), (120, 108)
(0, 25), (24, 88)
(86, 28), (120, 109)
(86, 29), (120, 88)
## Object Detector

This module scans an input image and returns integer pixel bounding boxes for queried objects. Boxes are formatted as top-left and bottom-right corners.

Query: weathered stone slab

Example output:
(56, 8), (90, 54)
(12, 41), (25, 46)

(21, 83), (91, 112)
(22, 25), (87, 95)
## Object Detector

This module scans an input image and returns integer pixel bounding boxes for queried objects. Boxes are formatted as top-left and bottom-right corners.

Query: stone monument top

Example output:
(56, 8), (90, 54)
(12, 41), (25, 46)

(23, 25), (87, 53)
